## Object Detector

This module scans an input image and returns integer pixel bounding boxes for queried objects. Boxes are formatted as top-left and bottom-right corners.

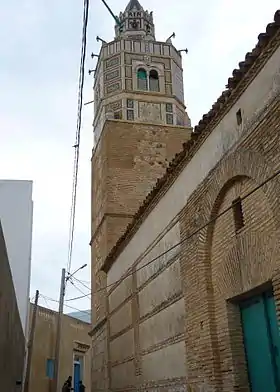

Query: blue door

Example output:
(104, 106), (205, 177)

(74, 361), (81, 392)
(240, 292), (280, 392)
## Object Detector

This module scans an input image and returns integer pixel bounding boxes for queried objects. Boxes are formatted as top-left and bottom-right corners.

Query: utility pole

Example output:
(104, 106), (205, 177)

(53, 268), (66, 392)
(23, 289), (39, 392)
(53, 263), (87, 392)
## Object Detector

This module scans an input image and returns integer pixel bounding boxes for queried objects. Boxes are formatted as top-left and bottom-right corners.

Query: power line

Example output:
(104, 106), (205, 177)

(67, 0), (90, 274)
(65, 294), (88, 302)
(40, 294), (91, 316)
(65, 167), (280, 301)
(71, 275), (91, 292)
(69, 279), (91, 300)
(77, 278), (91, 285)
(41, 295), (52, 309)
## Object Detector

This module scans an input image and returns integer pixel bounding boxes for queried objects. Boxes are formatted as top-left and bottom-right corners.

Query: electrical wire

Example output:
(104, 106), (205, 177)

(69, 279), (91, 300)
(65, 294), (88, 302)
(67, 0), (90, 274)
(77, 278), (91, 285)
(29, 1), (91, 326)
(40, 294), (91, 316)
(64, 167), (280, 301)
(71, 275), (91, 292)
(41, 295), (52, 309)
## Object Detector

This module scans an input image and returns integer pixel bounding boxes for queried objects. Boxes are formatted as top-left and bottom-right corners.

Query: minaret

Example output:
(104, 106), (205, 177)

(91, 0), (191, 326)
(93, 0), (191, 146)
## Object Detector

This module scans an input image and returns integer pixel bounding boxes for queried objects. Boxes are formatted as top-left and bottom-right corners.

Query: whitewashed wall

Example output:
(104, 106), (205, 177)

(0, 180), (33, 337)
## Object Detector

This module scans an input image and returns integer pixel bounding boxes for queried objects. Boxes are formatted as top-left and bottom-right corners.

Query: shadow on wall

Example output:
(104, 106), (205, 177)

(0, 221), (25, 391)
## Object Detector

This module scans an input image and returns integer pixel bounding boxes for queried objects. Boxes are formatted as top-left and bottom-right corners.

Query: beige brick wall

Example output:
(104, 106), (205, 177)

(107, 45), (280, 287)
(91, 120), (191, 392)
(105, 220), (187, 391)
(92, 120), (191, 227)
(180, 98), (280, 391)
(102, 94), (280, 392)
(100, 34), (280, 392)
(91, 120), (191, 322)
(91, 325), (108, 392)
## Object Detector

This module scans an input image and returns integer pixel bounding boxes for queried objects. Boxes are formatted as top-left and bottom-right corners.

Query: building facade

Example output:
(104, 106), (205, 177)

(90, 1), (192, 389)
(29, 304), (91, 392)
(0, 221), (25, 391)
(91, 0), (192, 327)
(90, 6), (280, 392)
(0, 180), (33, 338)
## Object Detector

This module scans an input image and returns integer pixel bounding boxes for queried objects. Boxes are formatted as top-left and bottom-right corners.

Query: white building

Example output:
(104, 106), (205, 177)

(0, 180), (33, 338)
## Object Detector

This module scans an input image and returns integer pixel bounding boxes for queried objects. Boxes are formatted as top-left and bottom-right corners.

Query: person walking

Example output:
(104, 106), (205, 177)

(62, 376), (73, 392)
(79, 380), (85, 392)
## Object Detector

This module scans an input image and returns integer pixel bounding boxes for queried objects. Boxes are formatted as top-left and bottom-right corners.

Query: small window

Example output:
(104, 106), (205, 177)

(127, 99), (134, 109)
(236, 109), (242, 126)
(166, 103), (173, 113)
(232, 197), (244, 232)
(127, 109), (134, 121)
(114, 111), (122, 120)
(137, 68), (148, 90)
(46, 359), (54, 379)
(166, 113), (173, 125)
(149, 70), (159, 92)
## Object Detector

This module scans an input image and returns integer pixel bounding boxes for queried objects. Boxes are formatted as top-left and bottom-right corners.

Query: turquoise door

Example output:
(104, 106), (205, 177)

(240, 293), (280, 392)
(74, 361), (81, 392)
(265, 292), (280, 386)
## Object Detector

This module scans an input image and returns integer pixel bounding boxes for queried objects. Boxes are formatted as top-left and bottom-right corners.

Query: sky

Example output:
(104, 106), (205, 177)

(0, 0), (279, 315)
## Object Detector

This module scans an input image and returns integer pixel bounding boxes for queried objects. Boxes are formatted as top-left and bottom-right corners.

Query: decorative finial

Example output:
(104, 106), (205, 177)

(125, 0), (143, 12)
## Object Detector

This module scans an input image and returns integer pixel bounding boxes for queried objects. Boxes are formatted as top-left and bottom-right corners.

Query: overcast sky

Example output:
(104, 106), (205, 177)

(0, 0), (278, 314)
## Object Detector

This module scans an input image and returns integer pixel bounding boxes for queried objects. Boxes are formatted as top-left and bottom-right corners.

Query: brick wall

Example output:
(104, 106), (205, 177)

(96, 221), (187, 392)
(98, 30), (280, 392)
(100, 91), (280, 392)
(0, 222), (25, 392)
(90, 120), (191, 392)
(91, 120), (191, 323)
(106, 43), (280, 288)
(180, 97), (280, 391)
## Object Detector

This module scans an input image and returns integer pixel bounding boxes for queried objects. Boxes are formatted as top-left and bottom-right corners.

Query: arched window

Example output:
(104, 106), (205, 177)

(149, 69), (159, 92)
(137, 68), (148, 91)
